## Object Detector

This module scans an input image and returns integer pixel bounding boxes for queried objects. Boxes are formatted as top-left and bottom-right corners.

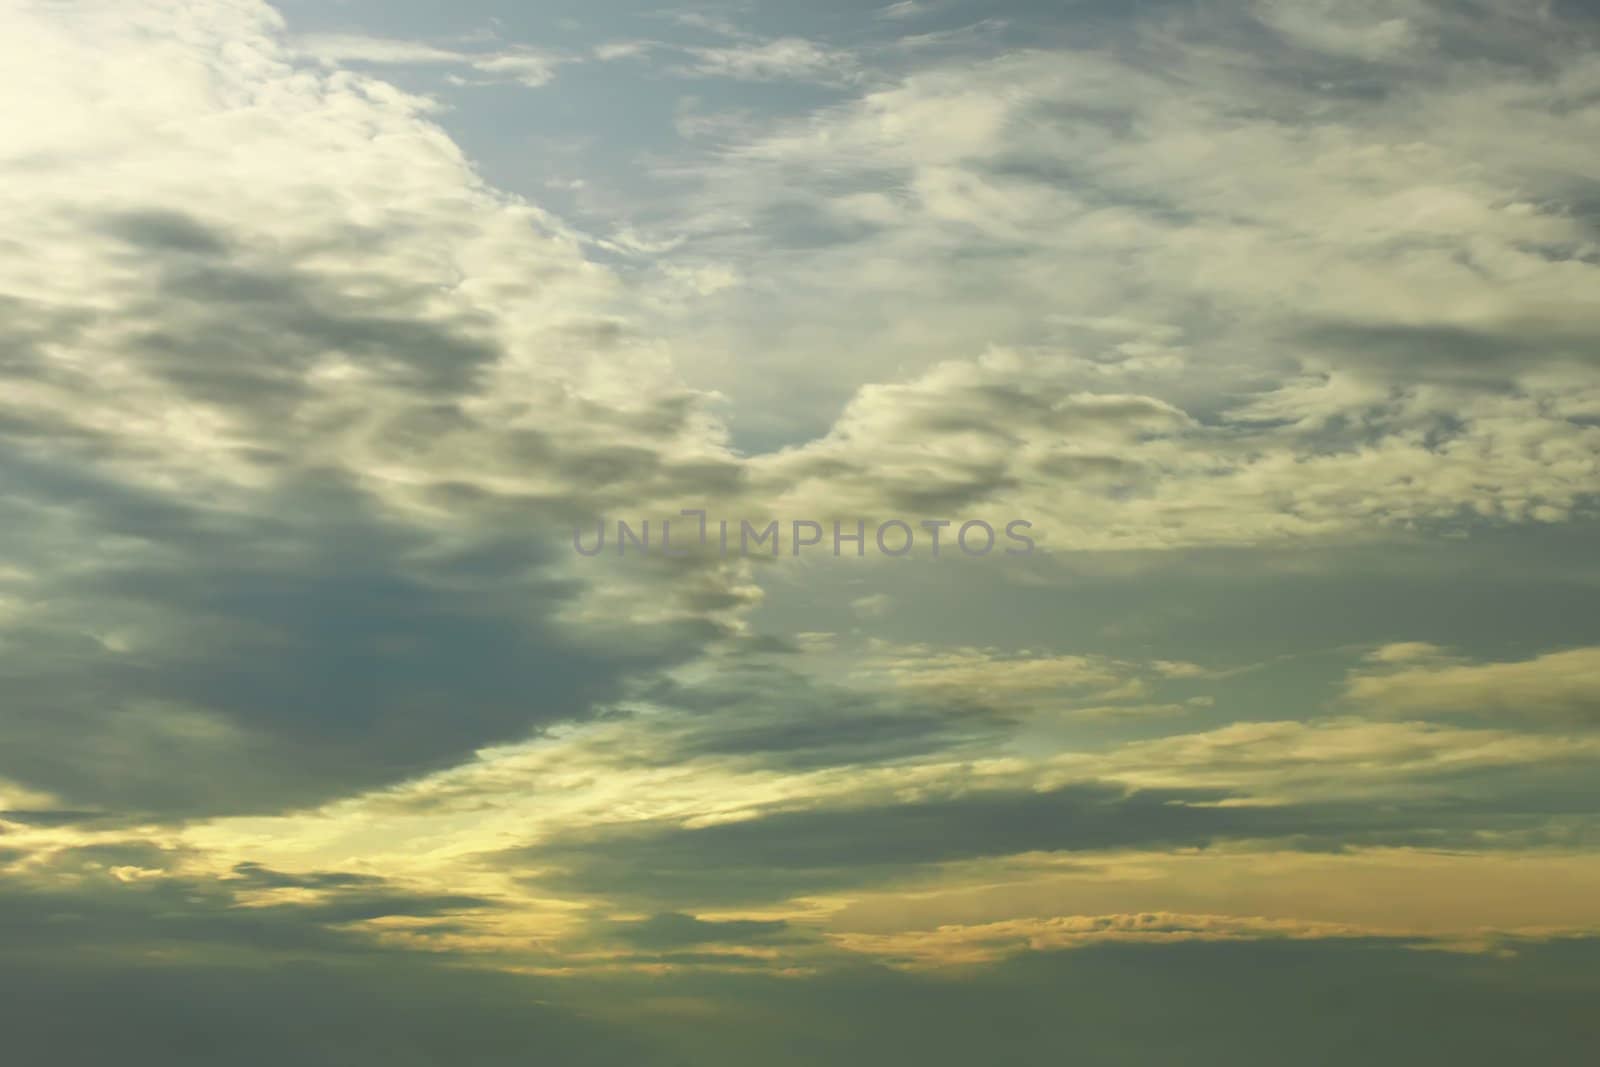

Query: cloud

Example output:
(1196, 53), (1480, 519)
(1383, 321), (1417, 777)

(878, 1), (928, 20)
(852, 640), (1207, 714)
(511, 779), (1491, 909)
(631, 1), (1600, 546)
(828, 911), (1394, 968)
(680, 38), (860, 85)
(1366, 641), (1450, 664)
(1254, 0), (1424, 60)
(1094, 716), (1600, 800)
(5, 2), (1600, 1056)
(0, 0), (749, 816)
(1346, 645), (1600, 723)
(298, 33), (568, 88)
(594, 40), (656, 62)
(849, 592), (892, 619)
(605, 912), (805, 950)
(740, 343), (1600, 550)
(226, 861), (386, 890)
(296, 33), (469, 65)
(4, 846), (1597, 1065)
(625, 658), (1000, 771)
(0, 849), (669, 1064)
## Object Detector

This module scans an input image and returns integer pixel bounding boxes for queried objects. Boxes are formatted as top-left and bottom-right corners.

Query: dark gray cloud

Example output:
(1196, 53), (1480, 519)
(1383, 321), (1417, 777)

(0, 810), (111, 828)
(513, 783), (1258, 906)
(0, 201), (740, 818)
(519, 779), (1600, 907)
(0, 471), (707, 816)
(625, 661), (1002, 771)
(101, 209), (233, 257)
(0, 858), (460, 961)
(227, 861), (387, 890)
(1295, 320), (1600, 386)
(604, 912), (805, 950)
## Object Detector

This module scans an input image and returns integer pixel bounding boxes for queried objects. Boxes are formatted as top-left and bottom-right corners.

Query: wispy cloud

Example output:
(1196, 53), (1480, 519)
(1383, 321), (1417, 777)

(298, 33), (569, 87)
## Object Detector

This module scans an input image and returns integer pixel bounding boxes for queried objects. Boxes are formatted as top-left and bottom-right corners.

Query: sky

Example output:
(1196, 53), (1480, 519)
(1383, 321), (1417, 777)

(2, 0), (1600, 1062)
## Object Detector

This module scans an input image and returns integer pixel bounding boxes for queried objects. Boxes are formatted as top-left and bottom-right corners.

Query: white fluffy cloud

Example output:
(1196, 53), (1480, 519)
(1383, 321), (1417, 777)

(629, 1), (1600, 545)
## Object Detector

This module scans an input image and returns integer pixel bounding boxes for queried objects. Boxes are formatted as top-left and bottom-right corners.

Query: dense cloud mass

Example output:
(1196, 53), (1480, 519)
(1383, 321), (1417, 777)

(3, 0), (1600, 1062)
